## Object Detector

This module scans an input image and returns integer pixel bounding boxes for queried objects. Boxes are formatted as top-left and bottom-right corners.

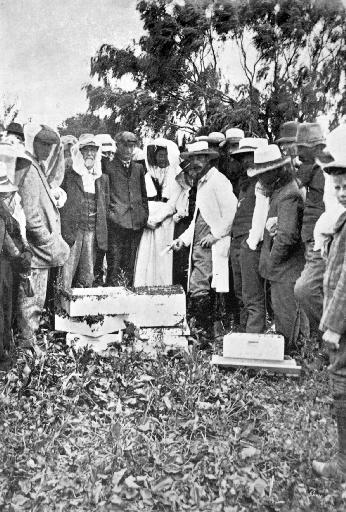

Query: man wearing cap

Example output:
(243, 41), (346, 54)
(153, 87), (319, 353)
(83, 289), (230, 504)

(171, 141), (237, 346)
(248, 144), (306, 350)
(103, 131), (148, 286)
(294, 122), (329, 336)
(15, 123), (70, 350)
(229, 137), (269, 333)
(60, 134), (109, 289)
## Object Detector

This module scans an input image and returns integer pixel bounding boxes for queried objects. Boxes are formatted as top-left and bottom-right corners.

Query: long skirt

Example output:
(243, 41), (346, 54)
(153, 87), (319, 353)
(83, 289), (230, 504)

(134, 205), (174, 287)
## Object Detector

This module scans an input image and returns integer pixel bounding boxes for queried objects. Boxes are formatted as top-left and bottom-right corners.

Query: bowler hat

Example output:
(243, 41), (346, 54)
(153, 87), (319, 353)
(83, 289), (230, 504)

(219, 128), (245, 148)
(296, 123), (325, 147)
(180, 141), (219, 160)
(6, 122), (24, 141)
(247, 145), (290, 177)
(276, 121), (299, 144)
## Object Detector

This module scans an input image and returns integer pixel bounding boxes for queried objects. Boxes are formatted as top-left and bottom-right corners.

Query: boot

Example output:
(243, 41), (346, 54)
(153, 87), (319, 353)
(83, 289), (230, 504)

(312, 398), (346, 480)
(188, 294), (213, 349)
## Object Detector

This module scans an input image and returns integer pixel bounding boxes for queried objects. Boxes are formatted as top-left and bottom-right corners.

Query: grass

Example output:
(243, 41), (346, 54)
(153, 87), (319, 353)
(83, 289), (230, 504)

(0, 330), (346, 511)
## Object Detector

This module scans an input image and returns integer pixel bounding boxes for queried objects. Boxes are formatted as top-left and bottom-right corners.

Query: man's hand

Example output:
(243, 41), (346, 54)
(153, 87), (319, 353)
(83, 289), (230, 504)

(199, 234), (218, 248)
(323, 329), (341, 351)
(171, 239), (185, 251)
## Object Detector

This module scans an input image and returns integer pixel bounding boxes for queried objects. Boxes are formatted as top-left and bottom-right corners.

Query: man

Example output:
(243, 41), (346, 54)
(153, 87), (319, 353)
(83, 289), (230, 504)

(294, 122), (329, 336)
(229, 137), (268, 332)
(276, 121), (299, 162)
(15, 124), (70, 349)
(6, 122), (25, 145)
(171, 141), (237, 346)
(104, 131), (148, 286)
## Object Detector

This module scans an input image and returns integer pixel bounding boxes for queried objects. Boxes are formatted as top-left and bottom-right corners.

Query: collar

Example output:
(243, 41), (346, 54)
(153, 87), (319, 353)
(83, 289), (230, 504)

(198, 166), (217, 185)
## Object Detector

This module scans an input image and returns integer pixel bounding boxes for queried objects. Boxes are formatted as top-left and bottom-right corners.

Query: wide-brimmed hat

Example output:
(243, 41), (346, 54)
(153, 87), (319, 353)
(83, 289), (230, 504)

(232, 137), (268, 158)
(0, 161), (18, 192)
(276, 121), (299, 144)
(6, 122), (24, 141)
(78, 133), (100, 149)
(195, 135), (209, 142)
(206, 132), (225, 144)
(247, 144), (291, 177)
(0, 142), (31, 182)
(321, 124), (346, 174)
(219, 128), (245, 148)
(180, 141), (219, 159)
(296, 122), (326, 147)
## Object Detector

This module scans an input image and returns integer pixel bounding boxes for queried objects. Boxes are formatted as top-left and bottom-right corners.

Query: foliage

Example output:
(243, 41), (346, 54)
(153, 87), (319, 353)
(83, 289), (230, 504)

(88, 0), (235, 138)
(213, 0), (346, 138)
(86, 0), (346, 140)
(0, 97), (19, 128)
(57, 113), (108, 138)
(1, 331), (346, 511)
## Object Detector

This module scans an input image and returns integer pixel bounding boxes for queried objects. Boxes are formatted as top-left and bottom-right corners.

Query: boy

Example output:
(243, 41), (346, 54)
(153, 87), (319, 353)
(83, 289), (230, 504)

(312, 124), (346, 479)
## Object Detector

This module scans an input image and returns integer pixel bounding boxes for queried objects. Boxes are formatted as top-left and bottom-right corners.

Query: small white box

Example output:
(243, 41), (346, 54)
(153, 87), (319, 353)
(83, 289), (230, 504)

(223, 333), (284, 361)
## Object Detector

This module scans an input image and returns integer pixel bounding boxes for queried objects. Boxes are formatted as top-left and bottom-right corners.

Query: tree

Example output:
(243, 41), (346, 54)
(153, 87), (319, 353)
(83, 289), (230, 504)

(57, 113), (108, 138)
(87, 0), (236, 137)
(213, 0), (346, 138)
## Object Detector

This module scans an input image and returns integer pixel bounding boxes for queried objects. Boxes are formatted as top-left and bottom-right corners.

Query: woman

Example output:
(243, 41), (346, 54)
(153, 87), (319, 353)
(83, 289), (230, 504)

(248, 144), (306, 353)
(60, 134), (109, 289)
(134, 138), (187, 287)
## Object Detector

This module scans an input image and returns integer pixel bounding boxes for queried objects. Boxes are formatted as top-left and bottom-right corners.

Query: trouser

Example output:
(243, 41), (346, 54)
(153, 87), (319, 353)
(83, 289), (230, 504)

(230, 235), (247, 330)
(93, 248), (106, 285)
(294, 241), (325, 334)
(239, 241), (266, 333)
(0, 256), (13, 357)
(16, 267), (49, 346)
(270, 280), (307, 350)
(106, 225), (143, 287)
(328, 336), (346, 472)
(62, 230), (96, 290)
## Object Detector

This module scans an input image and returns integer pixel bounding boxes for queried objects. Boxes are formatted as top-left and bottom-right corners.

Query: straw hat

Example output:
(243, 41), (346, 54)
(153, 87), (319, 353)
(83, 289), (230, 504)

(321, 124), (346, 174)
(276, 121), (299, 144)
(180, 141), (219, 159)
(247, 144), (290, 177)
(219, 128), (245, 148)
(232, 137), (268, 158)
(206, 132), (225, 144)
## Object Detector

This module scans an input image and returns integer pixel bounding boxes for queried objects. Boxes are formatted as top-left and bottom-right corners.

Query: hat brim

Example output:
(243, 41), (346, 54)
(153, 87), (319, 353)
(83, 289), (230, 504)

(231, 147), (255, 158)
(79, 143), (100, 149)
(0, 182), (18, 192)
(322, 161), (346, 175)
(297, 140), (326, 148)
(276, 137), (297, 144)
(247, 156), (291, 177)
(180, 149), (219, 159)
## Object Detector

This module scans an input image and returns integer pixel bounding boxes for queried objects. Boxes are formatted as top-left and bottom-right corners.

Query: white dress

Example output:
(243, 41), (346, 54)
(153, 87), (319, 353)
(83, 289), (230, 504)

(134, 164), (187, 287)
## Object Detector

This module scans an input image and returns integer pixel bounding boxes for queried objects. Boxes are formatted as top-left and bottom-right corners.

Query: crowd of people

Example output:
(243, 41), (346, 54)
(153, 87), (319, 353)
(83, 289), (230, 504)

(0, 117), (345, 478)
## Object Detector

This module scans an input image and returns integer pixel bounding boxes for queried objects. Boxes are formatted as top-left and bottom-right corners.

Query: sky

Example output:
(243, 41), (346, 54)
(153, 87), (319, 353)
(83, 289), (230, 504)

(0, 0), (142, 128)
(0, 0), (254, 131)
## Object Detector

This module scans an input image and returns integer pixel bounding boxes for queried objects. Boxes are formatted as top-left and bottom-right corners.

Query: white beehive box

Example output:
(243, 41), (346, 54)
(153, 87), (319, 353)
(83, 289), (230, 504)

(223, 333), (285, 361)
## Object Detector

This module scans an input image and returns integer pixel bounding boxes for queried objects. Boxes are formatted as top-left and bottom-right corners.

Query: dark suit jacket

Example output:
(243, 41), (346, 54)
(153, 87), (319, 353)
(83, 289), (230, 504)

(259, 179), (305, 283)
(60, 171), (110, 251)
(104, 155), (148, 231)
